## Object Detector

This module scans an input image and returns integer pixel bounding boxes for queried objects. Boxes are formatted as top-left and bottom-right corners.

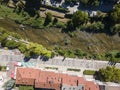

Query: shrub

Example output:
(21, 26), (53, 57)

(18, 43), (27, 53)
(83, 70), (96, 75)
(55, 22), (66, 28)
(110, 24), (120, 34)
(5, 40), (20, 49)
(53, 18), (58, 25)
(96, 66), (120, 83)
(88, 21), (104, 32)
(67, 68), (80, 72)
(75, 49), (85, 58)
(44, 12), (52, 26)
(0, 66), (6, 71)
(45, 67), (58, 70)
(72, 10), (89, 28)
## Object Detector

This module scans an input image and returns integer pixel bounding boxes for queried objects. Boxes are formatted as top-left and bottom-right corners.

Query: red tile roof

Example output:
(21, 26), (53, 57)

(16, 67), (100, 90)
(108, 86), (120, 90)
(16, 68), (40, 85)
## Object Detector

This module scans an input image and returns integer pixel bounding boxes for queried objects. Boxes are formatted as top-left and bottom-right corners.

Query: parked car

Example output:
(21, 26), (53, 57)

(14, 62), (22, 66)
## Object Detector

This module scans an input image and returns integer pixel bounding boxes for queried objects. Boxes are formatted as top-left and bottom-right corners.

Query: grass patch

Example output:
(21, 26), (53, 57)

(45, 67), (58, 70)
(67, 68), (80, 72)
(19, 86), (34, 90)
(83, 70), (96, 75)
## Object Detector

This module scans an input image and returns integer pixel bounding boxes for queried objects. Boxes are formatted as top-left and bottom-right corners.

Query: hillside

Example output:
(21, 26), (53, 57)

(0, 18), (120, 55)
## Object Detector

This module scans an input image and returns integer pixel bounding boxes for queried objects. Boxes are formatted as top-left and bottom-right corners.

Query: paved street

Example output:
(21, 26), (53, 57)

(0, 49), (120, 78)
(36, 56), (120, 69)
(0, 49), (120, 70)
(0, 72), (10, 90)
(0, 49), (120, 88)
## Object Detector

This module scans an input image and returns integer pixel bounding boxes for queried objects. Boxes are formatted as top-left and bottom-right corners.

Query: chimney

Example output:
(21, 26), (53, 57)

(77, 80), (79, 86)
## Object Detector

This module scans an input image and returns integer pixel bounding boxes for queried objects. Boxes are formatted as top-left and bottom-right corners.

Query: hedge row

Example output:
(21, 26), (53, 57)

(41, 4), (69, 13)
(67, 68), (80, 72)
(45, 67), (58, 70)
(83, 70), (96, 75)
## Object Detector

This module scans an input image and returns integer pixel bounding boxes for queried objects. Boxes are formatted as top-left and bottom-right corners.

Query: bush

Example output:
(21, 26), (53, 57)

(83, 70), (96, 75)
(88, 22), (104, 32)
(55, 22), (66, 28)
(72, 10), (89, 28)
(5, 40), (20, 49)
(67, 68), (80, 72)
(53, 18), (58, 25)
(96, 66), (120, 83)
(110, 24), (120, 34)
(18, 43), (27, 53)
(45, 67), (58, 70)
(44, 12), (52, 26)
(75, 49), (85, 58)
(31, 18), (43, 28)
(0, 66), (6, 71)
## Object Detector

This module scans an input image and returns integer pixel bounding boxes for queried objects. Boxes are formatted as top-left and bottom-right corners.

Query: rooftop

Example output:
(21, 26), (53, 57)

(16, 67), (99, 90)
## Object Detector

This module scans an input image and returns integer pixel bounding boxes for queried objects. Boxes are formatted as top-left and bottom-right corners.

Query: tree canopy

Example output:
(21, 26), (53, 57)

(96, 66), (120, 83)
(72, 10), (89, 28)
(24, 0), (41, 16)
(0, 27), (53, 58)
(109, 4), (120, 24)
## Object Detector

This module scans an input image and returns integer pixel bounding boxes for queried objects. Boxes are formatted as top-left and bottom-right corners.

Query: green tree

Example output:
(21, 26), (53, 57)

(89, 21), (104, 32)
(109, 4), (120, 24)
(80, 0), (99, 6)
(97, 66), (120, 83)
(80, 0), (89, 6)
(44, 12), (52, 26)
(115, 52), (120, 58)
(66, 20), (74, 31)
(110, 24), (120, 34)
(53, 18), (58, 25)
(5, 40), (20, 49)
(15, 0), (25, 13)
(18, 43), (27, 53)
(72, 10), (89, 28)
(24, 0), (41, 16)
(65, 0), (71, 4)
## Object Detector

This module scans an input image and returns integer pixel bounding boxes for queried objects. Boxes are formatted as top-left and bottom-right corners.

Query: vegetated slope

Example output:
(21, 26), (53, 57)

(0, 18), (120, 54)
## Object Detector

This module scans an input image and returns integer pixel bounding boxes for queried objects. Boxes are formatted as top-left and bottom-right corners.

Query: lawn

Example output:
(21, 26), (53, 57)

(19, 86), (34, 90)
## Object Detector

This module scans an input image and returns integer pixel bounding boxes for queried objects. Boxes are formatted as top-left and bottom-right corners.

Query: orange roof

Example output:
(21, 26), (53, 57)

(16, 68), (40, 85)
(108, 86), (120, 90)
(84, 81), (99, 90)
(16, 67), (100, 90)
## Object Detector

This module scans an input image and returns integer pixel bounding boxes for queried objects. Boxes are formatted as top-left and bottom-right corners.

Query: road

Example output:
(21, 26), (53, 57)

(0, 49), (120, 77)
(0, 49), (120, 71)
(35, 56), (120, 69)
